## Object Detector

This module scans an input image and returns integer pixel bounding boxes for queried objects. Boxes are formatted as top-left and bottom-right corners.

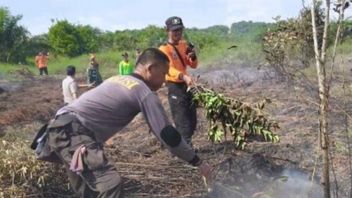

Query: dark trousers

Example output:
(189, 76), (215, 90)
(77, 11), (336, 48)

(166, 82), (197, 145)
(47, 114), (123, 197)
(39, 67), (48, 75)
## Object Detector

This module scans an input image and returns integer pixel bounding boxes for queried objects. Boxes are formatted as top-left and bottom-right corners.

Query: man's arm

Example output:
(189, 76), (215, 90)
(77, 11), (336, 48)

(77, 82), (94, 88)
(140, 93), (212, 184)
(69, 82), (79, 99)
(140, 93), (200, 164)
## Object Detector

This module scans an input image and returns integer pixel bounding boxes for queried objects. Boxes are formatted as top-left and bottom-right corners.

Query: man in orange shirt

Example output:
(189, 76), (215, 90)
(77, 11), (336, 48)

(159, 16), (198, 147)
(35, 51), (49, 75)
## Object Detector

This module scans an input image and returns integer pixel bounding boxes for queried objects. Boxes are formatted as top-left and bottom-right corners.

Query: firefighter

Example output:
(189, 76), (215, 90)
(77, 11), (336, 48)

(159, 16), (198, 147)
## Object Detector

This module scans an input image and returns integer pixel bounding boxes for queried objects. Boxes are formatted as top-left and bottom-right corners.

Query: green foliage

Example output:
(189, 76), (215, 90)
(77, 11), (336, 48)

(192, 86), (279, 149)
(0, 7), (30, 63)
(340, 20), (352, 42)
(48, 20), (81, 57)
(26, 34), (51, 57)
(76, 24), (101, 53)
(138, 25), (165, 48)
(231, 21), (272, 42)
(262, 4), (326, 77)
(99, 25), (165, 51)
(112, 30), (139, 51)
(48, 20), (100, 57)
(203, 25), (230, 37)
(187, 28), (223, 50)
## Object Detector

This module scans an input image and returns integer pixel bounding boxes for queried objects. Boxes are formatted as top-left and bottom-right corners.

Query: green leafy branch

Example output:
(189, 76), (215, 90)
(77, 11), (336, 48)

(191, 85), (280, 149)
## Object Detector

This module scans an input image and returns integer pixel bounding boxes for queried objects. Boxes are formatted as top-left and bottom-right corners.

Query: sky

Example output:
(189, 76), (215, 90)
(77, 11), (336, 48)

(1, 0), (320, 36)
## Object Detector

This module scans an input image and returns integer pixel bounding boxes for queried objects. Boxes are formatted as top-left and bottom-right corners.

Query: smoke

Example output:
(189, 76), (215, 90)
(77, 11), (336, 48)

(209, 168), (323, 198)
(196, 66), (276, 88)
(271, 169), (323, 198)
(0, 80), (22, 92)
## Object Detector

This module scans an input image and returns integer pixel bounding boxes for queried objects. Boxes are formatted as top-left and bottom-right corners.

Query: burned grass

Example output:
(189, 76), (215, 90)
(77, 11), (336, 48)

(0, 67), (351, 197)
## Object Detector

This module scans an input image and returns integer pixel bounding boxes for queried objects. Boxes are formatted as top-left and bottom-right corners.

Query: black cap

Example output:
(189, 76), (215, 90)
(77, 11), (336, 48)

(165, 16), (184, 31)
(66, 65), (76, 76)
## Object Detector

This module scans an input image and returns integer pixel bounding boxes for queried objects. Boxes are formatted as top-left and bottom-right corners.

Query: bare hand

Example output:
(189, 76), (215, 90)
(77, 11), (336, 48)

(187, 51), (197, 61)
(198, 162), (213, 190)
(183, 74), (193, 87)
(88, 82), (95, 88)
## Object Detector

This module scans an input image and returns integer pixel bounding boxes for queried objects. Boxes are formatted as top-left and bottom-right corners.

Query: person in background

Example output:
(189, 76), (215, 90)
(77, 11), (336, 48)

(34, 48), (211, 197)
(159, 16), (198, 147)
(35, 51), (49, 75)
(87, 54), (103, 87)
(118, 52), (133, 75)
(62, 65), (93, 105)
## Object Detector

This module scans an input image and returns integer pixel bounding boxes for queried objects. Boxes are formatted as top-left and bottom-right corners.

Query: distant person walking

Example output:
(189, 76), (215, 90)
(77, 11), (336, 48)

(87, 54), (103, 87)
(159, 16), (198, 146)
(118, 52), (133, 75)
(62, 65), (93, 105)
(35, 51), (49, 75)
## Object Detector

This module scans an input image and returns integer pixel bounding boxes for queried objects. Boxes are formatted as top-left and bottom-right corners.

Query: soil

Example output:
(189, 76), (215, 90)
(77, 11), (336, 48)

(0, 66), (351, 198)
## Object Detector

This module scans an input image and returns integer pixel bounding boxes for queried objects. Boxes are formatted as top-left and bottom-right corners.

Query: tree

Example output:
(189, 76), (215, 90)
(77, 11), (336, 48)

(48, 20), (81, 57)
(112, 30), (138, 51)
(26, 34), (51, 57)
(48, 20), (101, 57)
(203, 25), (230, 36)
(137, 25), (164, 48)
(0, 7), (29, 63)
(313, 1), (352, 196)
(310, 0), (334, 197)
(76, 25), (101, 54)
(262, 4), (326, 79)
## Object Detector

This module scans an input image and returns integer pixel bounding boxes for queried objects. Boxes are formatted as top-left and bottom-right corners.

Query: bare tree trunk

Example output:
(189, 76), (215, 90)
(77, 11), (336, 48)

(310, 0), (331, 197)
(328, 0), (346, 86)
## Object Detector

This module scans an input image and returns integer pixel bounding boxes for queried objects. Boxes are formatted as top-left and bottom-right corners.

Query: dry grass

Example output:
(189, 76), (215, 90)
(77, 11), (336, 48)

(0, 124), (73, 198)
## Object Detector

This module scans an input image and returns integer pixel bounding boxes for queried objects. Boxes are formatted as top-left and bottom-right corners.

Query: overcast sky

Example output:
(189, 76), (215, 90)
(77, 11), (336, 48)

(0, 0), (335, 36)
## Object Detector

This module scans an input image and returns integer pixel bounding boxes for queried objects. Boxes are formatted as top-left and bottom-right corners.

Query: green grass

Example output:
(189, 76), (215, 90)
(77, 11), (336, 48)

(4, 36), (352, 79)
(0, 50), (141, 80)
(0, 63), (35, 75)
(199, 39), (265, 68)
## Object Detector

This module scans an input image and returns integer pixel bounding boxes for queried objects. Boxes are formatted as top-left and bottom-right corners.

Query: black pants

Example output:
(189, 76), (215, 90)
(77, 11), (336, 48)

(166, 82), (197, 145)
(39, 67), (48, 75)
(47, 114), (123, 197)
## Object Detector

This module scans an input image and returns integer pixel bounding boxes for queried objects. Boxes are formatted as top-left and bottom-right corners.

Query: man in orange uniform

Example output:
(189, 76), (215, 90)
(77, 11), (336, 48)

(159, 16), (198, 147)
(35, 51), (49, 75)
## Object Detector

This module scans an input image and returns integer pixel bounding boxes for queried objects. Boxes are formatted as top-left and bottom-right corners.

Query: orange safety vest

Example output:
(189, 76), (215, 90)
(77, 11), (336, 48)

(35, 55), (48, 68)
(159, 40), (197, 83)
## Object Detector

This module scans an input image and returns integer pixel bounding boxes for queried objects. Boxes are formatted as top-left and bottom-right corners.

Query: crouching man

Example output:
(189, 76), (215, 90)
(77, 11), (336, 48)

(32, 48), (211, 197)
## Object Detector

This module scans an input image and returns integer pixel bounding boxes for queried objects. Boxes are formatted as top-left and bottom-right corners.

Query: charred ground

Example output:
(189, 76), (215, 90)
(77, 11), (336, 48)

(0, 66), (351, 197)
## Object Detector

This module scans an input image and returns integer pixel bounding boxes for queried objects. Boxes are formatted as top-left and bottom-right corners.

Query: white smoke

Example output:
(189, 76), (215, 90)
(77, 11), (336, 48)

(209, 168), (323, 198)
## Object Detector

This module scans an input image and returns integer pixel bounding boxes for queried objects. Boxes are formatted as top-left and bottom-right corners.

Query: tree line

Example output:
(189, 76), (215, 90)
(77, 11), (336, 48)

(0, 6), (271, 64)
(2, 5), (351, 65)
